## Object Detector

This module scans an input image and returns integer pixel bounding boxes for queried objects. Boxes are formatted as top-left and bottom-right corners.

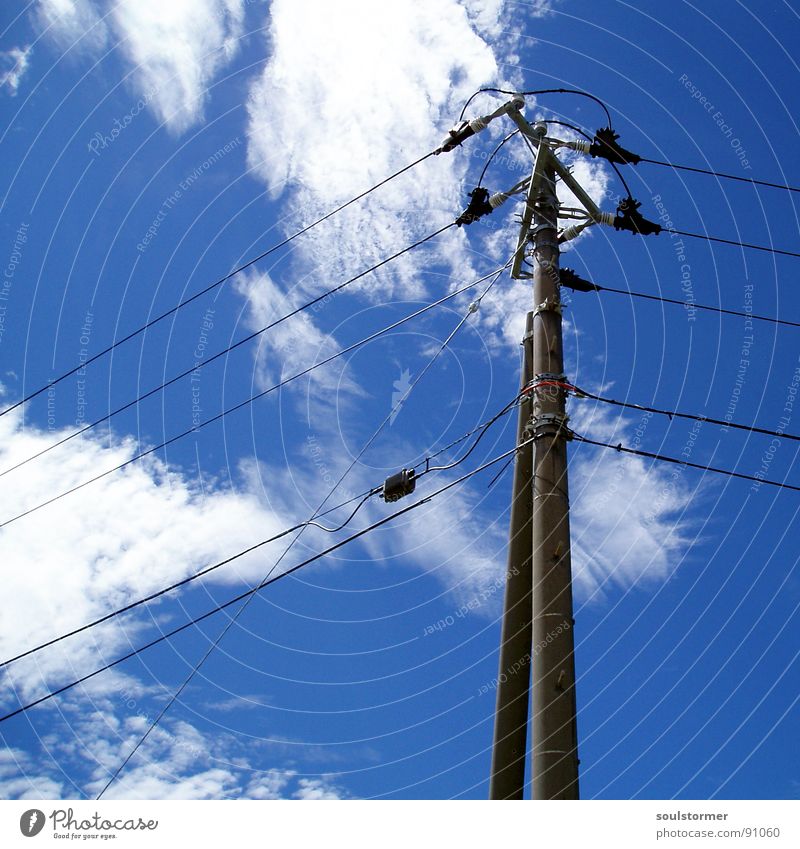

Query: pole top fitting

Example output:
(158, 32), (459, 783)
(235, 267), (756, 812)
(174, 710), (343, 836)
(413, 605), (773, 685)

(533, 121), (548, 138)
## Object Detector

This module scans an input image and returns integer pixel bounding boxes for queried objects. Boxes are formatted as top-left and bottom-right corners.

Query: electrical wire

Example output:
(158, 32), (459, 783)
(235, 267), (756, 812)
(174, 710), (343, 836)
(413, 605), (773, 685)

(582, 280), (800, 330)
(639, 157), (800, 195)
(571, 432), (800, 493)
(421, 394), (522, 474)
(458, 87), (613, 127)
(0, 246), (497, 531)
(0, 489), (379, 669)
(667, 228), (800, 260)
(477, 130), (520, 187)
(0, 394), (519, 671)
(0, 435), (535, 729)
(567, 384), (800, 445)
(94, 266), (509, 799)
(0, 150), (439, 420)
(0, 226), (466, 482)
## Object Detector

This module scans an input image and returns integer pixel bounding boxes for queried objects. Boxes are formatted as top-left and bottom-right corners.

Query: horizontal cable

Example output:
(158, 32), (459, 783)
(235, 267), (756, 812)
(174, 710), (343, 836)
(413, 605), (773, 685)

(572, 433), (800, 493)
(0, 437), (532, 724)
(0, 224), (456, 481)
(640, 157), (800, 194)
(569, 385), (800, 444)
(668, 228), (800, 260)
(590, 282), (800, 330)
(0, 150), (438, 420)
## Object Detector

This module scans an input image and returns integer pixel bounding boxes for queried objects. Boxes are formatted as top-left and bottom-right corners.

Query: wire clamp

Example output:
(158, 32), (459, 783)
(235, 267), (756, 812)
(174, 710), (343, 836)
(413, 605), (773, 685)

(531, 412), (571, 439)
(533, 297), (562, 317)
(531, 239), (561, 253)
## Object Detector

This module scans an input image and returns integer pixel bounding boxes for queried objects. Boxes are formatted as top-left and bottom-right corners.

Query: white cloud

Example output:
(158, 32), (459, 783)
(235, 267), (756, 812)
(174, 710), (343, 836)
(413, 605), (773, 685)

(36, 0), (109, 50)
(110, 0), (245, 133)
(233, 269), (364, 401)
(568, 400), (697, 598)
(0, 695), (350, 800)
(293, 776), (348, 800)
(245, 0), (515, 300)
(36, 0), (245, 132)
(0, 403), (293, 707)
(0, 46), (32, 96)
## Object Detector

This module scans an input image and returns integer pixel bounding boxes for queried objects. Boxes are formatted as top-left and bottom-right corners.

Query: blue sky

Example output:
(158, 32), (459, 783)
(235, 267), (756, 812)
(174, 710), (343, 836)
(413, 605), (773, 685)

(1, 0), (799, 800)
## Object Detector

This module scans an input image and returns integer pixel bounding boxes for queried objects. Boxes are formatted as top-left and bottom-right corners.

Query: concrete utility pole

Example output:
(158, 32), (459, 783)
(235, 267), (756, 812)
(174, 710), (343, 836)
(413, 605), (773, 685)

(489, 311), (534, 800)
(527, 127), (579, 800)
(489, 116), (580, 800)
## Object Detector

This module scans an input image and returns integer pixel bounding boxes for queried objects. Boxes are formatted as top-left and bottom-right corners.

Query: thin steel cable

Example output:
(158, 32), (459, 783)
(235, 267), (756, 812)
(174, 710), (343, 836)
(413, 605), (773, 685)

(94, 265), (509, 799)
(1, 394), (519, 670)
(0, 238), (492, 531)
(640, 156), (800, 194)
(0, 150), (439, 419)
(0, 230), (473, 482)
(668, 228), (800, 259)
(586, 281), (800, 330)
(569, 385), (800, 444)
(0, 435), (534, 731)
(572, 433), (800, 492)
(458, 87), (613, 127)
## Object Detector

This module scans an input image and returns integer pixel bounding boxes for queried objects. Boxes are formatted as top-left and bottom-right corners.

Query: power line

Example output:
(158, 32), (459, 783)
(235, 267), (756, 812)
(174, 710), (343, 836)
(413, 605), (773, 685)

(640, 156), (800, 195)
(567, 384), (800, 444)
(0, 244), (493, 530)
(668, 228), (800, 260)
(1, 395), (519, 671)
(0, 150), (438, 420)
(0, 437), (533, 729)
(477, 130), (519, 187)
(95, 269), (507, 799)
(0, 489), (378, 670)
(0, 229), (470, 482)
(459, 87), (613, 127)
(571, 432), (800, 493)
(575, 278), (800, 330)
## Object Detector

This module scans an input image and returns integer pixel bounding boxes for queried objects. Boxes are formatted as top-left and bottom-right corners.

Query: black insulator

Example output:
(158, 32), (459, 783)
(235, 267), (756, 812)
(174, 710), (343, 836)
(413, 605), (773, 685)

(456, 187), (493, 227)
(589, 127), (641, 165)
(559, 268), (599, 292)
(613, 198), (662, 236)
(383, 469), (416, 503)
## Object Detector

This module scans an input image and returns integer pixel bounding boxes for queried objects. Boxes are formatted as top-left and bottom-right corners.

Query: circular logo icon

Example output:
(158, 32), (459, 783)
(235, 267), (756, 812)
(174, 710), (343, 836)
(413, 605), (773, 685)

(19, 810), (46, 837)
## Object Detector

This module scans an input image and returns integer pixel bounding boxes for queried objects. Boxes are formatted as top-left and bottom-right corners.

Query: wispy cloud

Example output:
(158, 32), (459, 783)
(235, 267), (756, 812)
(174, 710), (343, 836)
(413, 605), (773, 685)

(0, 396), (295, 707)
(0, 695), (350, 799)
(0, 46), (32, 96)
(36, 0), (245, 132)
(245, 0), (515, 300)
(233, 269), (365, 402)
(568, 400), (697, 598)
